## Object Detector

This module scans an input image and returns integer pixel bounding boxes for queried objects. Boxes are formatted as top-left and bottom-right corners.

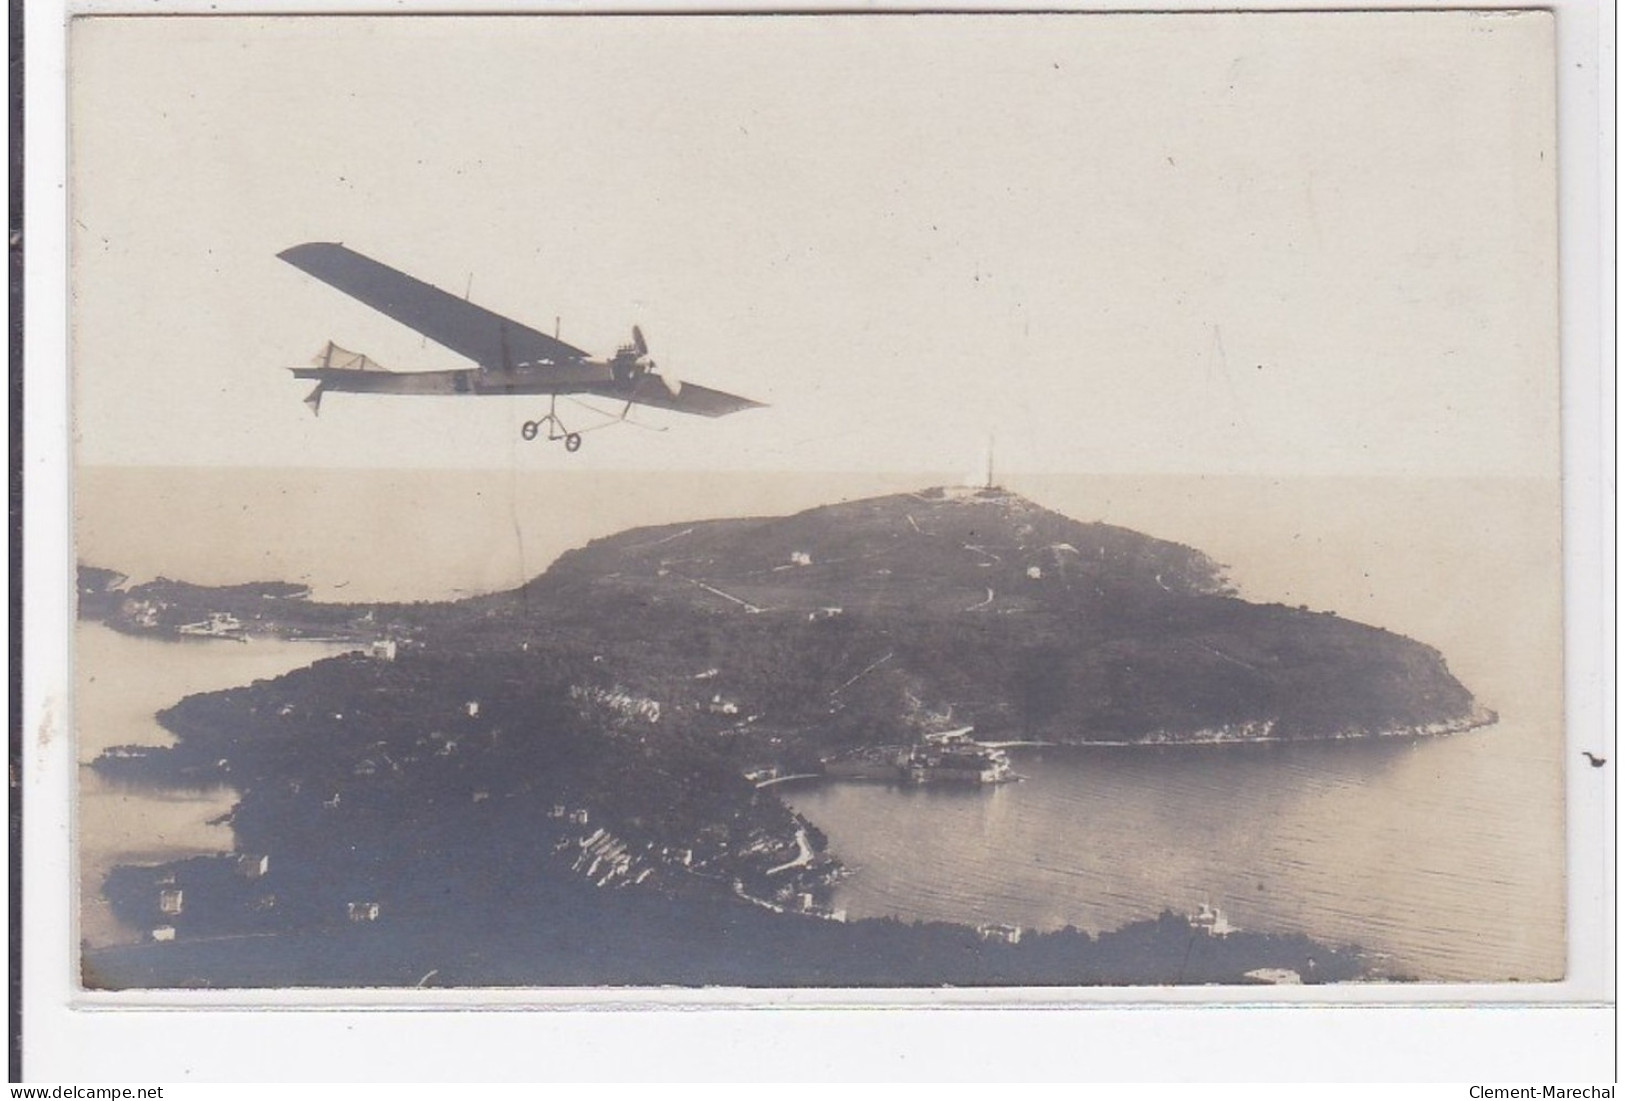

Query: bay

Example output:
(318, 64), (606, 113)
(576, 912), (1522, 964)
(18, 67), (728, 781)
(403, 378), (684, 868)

(76, 623), (353, 948)
(782, 719), (1561, 982)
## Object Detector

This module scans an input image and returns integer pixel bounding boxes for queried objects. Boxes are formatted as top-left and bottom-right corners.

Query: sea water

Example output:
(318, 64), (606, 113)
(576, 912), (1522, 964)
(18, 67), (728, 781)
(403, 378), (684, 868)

(72, 467), (1565, 980)
(783, 721), (1561, 982)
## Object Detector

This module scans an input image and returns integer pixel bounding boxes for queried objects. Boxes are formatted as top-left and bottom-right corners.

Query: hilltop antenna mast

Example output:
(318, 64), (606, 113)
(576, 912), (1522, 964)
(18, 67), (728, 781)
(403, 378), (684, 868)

(985, 434), (996, 490)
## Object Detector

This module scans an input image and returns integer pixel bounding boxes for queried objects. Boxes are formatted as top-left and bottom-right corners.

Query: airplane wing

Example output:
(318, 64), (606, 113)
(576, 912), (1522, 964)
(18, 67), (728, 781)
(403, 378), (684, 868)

(589, 375), (767, 418)
(279, 242), (590, 369)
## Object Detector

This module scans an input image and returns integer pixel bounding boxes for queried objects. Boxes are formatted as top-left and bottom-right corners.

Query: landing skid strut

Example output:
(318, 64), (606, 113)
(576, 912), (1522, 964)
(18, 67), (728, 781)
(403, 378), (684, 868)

(520, 395), (583, 452)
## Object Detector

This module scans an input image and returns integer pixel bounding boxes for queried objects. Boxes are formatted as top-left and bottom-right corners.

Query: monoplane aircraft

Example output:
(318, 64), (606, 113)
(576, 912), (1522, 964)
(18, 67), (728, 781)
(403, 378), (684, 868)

(279, 242), (764, 451)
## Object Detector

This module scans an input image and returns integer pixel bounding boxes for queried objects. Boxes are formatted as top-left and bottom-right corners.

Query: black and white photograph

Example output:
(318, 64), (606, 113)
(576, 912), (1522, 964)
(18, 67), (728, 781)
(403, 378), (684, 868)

(62, 10), (1572, 999)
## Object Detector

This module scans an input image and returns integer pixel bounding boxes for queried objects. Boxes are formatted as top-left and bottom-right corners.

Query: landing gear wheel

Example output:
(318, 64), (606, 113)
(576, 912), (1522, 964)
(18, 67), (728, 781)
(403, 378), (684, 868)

(564, 433), (583, 453)
(521, 420), (539, 441)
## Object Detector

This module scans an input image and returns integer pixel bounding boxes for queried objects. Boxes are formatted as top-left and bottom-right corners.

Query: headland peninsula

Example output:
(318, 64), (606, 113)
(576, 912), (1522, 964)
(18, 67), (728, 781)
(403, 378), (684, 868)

(80, 486), (1489, 987)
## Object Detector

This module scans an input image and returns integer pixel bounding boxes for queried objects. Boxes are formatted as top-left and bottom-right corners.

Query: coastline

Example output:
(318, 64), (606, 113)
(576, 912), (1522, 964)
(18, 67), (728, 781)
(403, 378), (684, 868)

(1042, 709), (1499, 749)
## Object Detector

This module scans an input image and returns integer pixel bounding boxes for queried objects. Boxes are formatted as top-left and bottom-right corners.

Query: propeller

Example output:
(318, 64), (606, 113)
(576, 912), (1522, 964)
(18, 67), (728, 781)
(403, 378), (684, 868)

(631, 325), (681, 396)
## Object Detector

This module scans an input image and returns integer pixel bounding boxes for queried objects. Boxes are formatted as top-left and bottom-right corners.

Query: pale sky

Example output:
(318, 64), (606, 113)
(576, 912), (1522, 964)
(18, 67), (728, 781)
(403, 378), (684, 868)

(70, 11), (1559, 477)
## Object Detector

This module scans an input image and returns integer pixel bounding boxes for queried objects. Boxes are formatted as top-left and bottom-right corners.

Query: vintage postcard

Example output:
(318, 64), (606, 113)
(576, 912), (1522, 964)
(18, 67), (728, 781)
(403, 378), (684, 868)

(64, 9), (1569, 999)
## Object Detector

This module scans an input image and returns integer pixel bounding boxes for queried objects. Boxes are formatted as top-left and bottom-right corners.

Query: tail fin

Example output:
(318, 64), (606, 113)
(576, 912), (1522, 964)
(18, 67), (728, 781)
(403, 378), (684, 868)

(313, 341), (387, 372)
(304, 383), (325, 416)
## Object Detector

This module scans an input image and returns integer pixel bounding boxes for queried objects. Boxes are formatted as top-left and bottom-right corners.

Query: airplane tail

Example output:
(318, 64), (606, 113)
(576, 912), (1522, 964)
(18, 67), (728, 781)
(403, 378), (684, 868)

(312, 340), (388, 373)
(295, 341), (388, 415)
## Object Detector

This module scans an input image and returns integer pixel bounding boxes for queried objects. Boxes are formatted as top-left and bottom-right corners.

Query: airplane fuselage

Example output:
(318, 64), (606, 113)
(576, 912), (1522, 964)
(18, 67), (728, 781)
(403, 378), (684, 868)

(290, 360), (637, 398)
